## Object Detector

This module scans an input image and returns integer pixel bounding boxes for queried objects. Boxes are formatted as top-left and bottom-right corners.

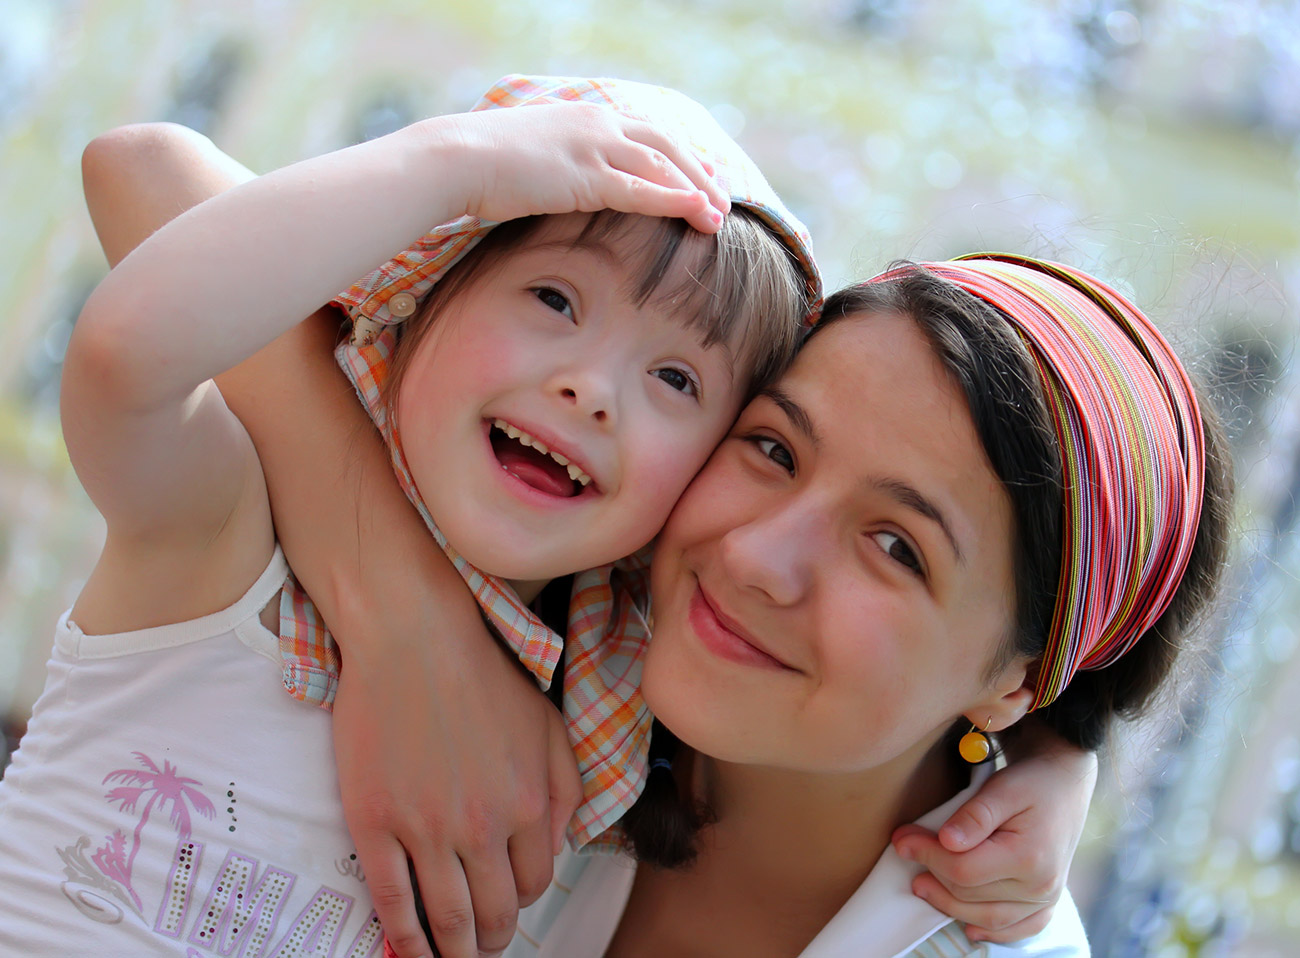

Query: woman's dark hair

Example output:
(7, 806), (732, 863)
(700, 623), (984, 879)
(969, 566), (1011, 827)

(621, 263), (1234, 869)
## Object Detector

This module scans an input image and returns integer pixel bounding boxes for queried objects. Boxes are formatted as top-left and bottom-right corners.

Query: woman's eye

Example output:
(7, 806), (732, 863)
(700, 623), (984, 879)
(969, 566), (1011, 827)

(533, 287), (574, 319)
(751, 437), (795, 474)
(653, 367), (698, 396)
(872, 531), (924, 577)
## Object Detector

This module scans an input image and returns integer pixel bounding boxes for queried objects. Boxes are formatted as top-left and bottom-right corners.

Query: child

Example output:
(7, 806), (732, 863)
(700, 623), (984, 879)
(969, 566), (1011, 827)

(0, 76), (814, 957)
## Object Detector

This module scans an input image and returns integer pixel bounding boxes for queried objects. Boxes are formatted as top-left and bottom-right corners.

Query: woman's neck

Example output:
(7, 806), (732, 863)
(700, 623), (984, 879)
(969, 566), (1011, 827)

(696, 735), (958, 907)
(609, 732), (961, 958)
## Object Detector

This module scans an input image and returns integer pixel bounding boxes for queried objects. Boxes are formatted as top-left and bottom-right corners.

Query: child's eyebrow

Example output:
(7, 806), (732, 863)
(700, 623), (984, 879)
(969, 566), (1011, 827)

(532, 237), (743, 381)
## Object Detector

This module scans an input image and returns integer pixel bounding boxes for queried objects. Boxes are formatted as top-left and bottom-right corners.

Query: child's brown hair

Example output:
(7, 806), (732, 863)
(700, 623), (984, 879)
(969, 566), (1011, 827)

(383, 208), (811, 415)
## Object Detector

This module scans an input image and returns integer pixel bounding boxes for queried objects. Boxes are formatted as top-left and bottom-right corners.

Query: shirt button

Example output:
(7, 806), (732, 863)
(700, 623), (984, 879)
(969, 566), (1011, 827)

(388, 291), (418, 318)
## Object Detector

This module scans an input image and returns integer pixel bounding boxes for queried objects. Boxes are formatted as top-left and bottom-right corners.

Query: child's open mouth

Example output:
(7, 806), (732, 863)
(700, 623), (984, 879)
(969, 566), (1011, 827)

(489, 419), (593, 498)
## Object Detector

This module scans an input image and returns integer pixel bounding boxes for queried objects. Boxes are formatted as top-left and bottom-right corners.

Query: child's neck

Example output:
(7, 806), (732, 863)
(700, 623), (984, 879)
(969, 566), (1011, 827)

(509, 579), (549, 604)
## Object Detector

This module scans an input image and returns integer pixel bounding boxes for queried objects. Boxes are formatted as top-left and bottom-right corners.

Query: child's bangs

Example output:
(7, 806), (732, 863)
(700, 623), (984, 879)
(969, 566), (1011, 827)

(575, 209), (808, 394)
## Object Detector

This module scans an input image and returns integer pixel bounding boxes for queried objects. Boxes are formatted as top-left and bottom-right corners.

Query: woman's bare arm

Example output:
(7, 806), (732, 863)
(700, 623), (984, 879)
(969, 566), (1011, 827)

(81, 123), (581, 958)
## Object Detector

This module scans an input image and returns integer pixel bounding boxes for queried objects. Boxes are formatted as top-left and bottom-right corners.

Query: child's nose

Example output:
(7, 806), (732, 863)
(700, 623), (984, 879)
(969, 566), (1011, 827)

(552, 366), (618, 426)
(559, 386), (609, 423)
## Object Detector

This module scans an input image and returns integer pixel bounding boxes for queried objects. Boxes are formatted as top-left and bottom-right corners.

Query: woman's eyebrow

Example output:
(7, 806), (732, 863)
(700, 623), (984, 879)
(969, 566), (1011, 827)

(760, 386), (820, 447)
(761, 386), (964, 562)
(868, 476), (964, 564)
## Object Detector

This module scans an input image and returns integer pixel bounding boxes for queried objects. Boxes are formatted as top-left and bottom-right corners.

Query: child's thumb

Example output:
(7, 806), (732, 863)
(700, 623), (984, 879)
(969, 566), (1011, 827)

(938, 792), (1005, 852)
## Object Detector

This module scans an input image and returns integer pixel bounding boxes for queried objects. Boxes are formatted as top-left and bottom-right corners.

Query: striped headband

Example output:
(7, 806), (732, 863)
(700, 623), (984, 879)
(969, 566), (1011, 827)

(877, 254), (1206, 709)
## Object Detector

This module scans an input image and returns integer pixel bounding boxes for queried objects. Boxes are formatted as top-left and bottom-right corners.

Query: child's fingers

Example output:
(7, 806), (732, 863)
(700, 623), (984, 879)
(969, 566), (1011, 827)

(936, 787), (1007, 852)
(964, 909), (1056, 945)
(893, 824), (1006, 890)
(618, 120), (731, 217)
(893, 824), (1049, 900)
(507, 821), (556, 908)
(911, 872), (1054, 937)
(362, 843), (434, 958)
(461, 847), (521, 956)
(411, 851), (480, 958)
(606, 138), (728, 225)
(596, 170), (719, 233)
(604, 138), (701, 196)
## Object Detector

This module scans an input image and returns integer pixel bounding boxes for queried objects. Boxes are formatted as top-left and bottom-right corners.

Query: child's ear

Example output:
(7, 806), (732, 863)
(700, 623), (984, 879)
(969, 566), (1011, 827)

(967, 658), (1036, 734)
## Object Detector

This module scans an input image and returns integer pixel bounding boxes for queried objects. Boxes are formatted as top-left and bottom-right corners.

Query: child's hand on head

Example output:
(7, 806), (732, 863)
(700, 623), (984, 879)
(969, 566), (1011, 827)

(890, 733), (1097, 942)
(440, 100), (730, 234)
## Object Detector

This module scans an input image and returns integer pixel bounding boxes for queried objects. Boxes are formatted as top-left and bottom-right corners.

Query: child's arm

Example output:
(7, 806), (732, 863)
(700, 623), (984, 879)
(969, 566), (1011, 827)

(891, 723), (1097, 942)
(78, 103), (727, 428)
(224, 315), (580, 958)
(79, 117), (721, 958)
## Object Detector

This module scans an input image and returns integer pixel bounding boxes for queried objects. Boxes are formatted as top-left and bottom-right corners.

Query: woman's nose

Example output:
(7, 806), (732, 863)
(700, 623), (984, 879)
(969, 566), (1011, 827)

(719, 502), (819, 606)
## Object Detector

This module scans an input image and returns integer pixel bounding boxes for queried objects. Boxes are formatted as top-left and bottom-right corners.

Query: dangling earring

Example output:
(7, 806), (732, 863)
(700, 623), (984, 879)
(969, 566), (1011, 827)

(958, 718), (993, 764)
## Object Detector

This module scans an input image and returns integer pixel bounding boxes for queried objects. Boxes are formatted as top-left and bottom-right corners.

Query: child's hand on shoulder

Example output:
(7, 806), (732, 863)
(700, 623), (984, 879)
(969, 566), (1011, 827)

(427, 100), (731, 234)
(890, 733), (1097, 942)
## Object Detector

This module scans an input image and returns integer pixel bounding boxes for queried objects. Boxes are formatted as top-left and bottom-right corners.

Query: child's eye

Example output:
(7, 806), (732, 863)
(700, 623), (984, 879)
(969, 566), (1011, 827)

(533, 287), (574, 319)
(870, 531), (924, 577)
(747, 436), (795, 475)
(653, 367), (699, 396)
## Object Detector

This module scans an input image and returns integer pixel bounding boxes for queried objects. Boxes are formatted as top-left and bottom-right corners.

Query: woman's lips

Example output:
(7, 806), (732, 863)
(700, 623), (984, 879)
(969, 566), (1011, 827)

(689, 584), (796, 672)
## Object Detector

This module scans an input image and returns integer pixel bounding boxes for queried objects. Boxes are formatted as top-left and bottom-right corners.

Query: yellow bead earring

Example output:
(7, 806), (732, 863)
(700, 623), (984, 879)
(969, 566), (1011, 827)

(958, 718), (993, 764)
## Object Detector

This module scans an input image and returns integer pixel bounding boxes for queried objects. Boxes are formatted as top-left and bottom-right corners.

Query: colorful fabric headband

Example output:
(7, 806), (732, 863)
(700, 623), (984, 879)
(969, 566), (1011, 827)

(879, 254), (1206, 709)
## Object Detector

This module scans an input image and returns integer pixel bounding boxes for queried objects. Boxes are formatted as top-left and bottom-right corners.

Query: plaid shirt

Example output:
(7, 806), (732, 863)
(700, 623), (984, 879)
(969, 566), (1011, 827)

(277, 74), (821, 851)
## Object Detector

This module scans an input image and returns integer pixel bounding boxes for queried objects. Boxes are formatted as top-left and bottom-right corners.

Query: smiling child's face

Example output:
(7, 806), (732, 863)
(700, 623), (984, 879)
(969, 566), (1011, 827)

(394, 213), (751, 593)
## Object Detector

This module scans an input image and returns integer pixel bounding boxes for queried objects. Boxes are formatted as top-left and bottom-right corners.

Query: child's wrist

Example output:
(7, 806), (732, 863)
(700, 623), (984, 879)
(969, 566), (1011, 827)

(397, 113), (485, 223)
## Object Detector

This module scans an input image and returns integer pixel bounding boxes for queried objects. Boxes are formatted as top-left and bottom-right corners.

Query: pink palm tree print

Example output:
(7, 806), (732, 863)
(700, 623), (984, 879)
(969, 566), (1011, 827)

(98, 752), (216, 905)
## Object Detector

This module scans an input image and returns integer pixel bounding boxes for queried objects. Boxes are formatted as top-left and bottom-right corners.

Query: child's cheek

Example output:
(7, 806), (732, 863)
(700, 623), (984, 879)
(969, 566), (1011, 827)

(629, 433), (713, 530)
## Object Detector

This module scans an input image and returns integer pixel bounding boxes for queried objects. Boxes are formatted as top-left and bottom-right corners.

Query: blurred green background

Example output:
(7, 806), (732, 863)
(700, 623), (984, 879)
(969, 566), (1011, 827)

(1, 1), (1298, 954)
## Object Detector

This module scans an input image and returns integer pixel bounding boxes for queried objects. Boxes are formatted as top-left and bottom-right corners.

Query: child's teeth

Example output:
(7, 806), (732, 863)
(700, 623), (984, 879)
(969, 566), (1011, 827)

(567, 463), (591, 486)
(494, 419), (590, 486)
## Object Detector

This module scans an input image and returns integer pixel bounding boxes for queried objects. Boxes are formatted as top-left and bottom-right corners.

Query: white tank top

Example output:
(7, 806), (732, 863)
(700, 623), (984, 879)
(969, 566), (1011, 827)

(0, 548), (382, 957)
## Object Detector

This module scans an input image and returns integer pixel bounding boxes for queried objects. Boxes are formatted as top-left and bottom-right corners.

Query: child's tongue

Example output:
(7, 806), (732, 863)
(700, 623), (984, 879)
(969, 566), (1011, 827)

(491, 433), (577, 497)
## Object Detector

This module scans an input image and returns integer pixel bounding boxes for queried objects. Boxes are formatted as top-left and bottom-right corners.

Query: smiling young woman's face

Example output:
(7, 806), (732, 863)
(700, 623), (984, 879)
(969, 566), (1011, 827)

(644, 309), (1035, 774)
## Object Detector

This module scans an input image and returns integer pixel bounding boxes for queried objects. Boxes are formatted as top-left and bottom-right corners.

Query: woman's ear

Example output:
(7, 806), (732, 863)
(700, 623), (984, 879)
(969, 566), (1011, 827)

(967, 658), (1036, 733)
